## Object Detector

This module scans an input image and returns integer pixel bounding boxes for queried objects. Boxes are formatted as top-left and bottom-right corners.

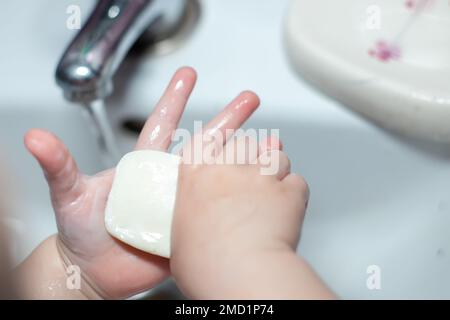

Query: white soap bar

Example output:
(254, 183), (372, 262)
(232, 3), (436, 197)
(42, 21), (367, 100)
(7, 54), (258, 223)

(105, 150), (181, 258)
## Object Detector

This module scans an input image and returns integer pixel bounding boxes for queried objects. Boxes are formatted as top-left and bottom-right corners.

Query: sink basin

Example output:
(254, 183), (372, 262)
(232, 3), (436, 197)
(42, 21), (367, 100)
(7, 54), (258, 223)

(285, 0), (450, 142)
(1, 0), (450, 299)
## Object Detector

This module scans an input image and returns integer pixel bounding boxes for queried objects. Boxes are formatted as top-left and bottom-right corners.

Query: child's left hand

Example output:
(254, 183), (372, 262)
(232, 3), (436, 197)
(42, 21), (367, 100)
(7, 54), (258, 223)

(19, 67), (260, 299)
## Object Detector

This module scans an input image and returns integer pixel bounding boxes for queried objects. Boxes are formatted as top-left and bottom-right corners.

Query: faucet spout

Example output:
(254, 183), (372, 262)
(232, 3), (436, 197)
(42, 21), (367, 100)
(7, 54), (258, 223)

(56, 0), (186, 103)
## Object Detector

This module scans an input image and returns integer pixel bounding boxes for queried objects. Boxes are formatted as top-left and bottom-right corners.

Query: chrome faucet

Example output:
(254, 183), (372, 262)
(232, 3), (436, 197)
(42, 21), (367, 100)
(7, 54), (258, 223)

(56, 0), (188, 103)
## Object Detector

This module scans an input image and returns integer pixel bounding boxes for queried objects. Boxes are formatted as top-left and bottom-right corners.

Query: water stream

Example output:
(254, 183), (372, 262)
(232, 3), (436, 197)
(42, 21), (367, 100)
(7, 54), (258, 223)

(82, 100), (121, 168)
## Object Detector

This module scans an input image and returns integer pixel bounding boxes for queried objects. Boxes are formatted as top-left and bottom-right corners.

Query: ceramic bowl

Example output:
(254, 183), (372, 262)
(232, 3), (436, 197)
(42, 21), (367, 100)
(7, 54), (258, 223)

(285, 0), (450, 141)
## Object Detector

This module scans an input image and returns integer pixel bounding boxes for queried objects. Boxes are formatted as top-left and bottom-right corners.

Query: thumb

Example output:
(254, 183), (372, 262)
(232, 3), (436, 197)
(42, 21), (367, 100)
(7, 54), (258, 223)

(24, 129), (84, 206)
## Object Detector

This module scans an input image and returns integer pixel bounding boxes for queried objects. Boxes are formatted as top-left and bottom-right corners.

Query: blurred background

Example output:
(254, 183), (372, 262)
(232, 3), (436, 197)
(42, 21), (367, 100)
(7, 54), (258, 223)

(0, 0), (450, 299)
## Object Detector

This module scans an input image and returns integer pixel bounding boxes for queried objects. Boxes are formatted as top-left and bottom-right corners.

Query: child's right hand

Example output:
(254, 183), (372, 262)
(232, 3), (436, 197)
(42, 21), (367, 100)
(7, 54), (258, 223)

(171, 137), (333, 299)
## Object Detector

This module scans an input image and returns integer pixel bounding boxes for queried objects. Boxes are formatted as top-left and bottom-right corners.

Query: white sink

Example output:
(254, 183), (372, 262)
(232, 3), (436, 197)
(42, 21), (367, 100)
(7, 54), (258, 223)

(1, 0), (450, 299)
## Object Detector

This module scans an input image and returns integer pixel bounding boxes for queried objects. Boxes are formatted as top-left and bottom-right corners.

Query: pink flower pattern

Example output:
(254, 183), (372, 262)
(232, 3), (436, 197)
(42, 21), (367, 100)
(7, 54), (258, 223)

(368, 41), (401, 62)
(368, 0), (438, 63)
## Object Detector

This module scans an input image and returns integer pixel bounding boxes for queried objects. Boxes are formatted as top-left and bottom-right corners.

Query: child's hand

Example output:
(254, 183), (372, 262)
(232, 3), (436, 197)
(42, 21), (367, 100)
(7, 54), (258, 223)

(21, 67), (260, 299)
(171, 137), (334, 299)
